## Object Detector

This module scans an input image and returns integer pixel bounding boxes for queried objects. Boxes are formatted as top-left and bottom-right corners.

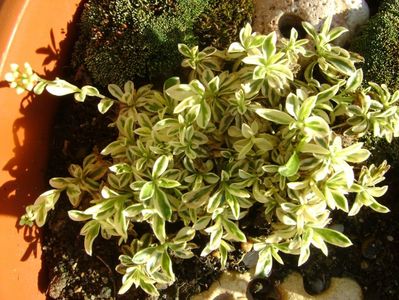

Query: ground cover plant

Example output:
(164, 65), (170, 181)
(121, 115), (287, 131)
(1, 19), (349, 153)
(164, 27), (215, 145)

(5, 16), (398, 296)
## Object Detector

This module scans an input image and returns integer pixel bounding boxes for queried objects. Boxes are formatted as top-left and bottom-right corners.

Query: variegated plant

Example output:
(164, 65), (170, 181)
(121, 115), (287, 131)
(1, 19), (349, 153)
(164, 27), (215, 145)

(6, 16), (397, 296)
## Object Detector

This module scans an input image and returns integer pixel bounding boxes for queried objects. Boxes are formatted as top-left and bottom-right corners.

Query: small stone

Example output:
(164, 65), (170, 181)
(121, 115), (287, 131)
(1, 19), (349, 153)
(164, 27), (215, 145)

(247, 277), (280, 300)
(387, 235), (394, 242)
(328, 224), (344, 233)
(277, 272), (363, 300)
(101, 277), (109, 284)
(191, 271), (252, 300)
(360, 260), (369, 270)
(253, 0), (370, 45)
(361, 237), (381, 260)
(99, 287), (112, 298)
(47, 274), (68, 299)
(303, 272), (329, 295)
(242, 250), (259, 269)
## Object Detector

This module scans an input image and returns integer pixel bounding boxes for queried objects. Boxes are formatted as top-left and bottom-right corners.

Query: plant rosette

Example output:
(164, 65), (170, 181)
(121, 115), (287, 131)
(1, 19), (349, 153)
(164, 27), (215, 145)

(5, 16), (397, 296)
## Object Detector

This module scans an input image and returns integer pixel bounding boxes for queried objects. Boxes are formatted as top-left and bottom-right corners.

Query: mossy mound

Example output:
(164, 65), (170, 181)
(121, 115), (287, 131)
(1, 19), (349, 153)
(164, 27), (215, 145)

(72, 0), (253, 87)
(350, 0), (399, 91)
(194, 0), (254, 50)
(351, 0), (399, 167)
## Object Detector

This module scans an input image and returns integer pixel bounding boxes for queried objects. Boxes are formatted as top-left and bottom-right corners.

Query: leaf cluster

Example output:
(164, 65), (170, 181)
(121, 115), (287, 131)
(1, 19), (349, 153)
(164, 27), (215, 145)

(7, 17), (397, 296)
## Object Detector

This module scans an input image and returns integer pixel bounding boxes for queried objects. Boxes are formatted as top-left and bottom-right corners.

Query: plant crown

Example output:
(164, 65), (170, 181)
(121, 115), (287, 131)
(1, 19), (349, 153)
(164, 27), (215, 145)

(6, 16), (396, 296)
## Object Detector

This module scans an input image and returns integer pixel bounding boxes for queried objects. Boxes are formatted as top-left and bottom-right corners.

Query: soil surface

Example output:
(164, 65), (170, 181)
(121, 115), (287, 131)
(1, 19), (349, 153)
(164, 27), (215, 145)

(41, 0), (398, 299)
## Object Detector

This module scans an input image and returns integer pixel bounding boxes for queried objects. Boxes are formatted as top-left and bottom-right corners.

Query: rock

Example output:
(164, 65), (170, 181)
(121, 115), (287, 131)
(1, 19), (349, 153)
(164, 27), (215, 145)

(191, 271), (252, 300)
(47, 274), (68, 299)
(192, 271), (362, 300)
(277, 272), (363, 300)
(361, 237), (382, 260)
(247, 277), (280, 300)
(302, 272), (330, 295)
(253, 0), (369, 45)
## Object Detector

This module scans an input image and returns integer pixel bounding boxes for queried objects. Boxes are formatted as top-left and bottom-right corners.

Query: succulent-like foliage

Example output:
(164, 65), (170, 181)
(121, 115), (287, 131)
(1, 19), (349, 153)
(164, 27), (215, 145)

(350, 0), (399, 91)
(7, 17), (396, 296)
(73, 0), (253, 87)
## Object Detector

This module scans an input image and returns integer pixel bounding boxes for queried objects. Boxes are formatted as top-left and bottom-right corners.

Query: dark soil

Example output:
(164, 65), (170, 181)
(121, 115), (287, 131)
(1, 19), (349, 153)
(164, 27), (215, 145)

(41, 0), (399, 299)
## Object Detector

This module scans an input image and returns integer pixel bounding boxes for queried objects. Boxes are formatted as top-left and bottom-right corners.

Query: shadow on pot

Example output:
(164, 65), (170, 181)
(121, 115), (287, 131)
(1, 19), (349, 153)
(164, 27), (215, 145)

(0, 6), (83, 296)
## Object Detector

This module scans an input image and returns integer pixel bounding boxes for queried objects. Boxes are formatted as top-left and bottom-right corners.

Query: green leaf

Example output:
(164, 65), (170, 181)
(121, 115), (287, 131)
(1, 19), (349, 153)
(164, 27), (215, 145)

(301, 21), (317, 40)
(118, 271), (137, 295)
(304, 116), (330, 137)
(262, 32), (277, 58)
(255, 247), (272, 277)
(152, 214), (166, 243)
(133, 247), (157, 264)
(345, 149), (370, 163)
(124, 203), (145, 217)
(108, 84), (124, 100)
(167, 84), (194, 102)
(327, 26), (348, 42)
(298, 246), (310, 266)
(46, 79), (79, 96)
(98, 98), (114, 114)
(222, 219), (246, 242)
(313, 227), (352, 247)
(299, 143), (329, 155)
(161, 251), (175, 281)
(80, 220), (100, 256)
(210, 227), (223, 251)
(369, 201), (390, 213)
(152, 155), (169, 178)
(109, 163), (132, 175)
(182, 186), (213, 209)
(140, 279), (159, 296)
(197, 101), (211, 128)
(68, 210), (92, 221)
(326, 54), (355, 75)
(345, 69), (363, 92)
(193, 216), (212, 230)
(157, 178), (181, 189)
(140, 182), (155, 201)
(317, 85), (339, 103)
(174, 227), (196, 243)
(330, 190), (349, 212)
(33, 81), (47, 94)
(278, 152), (300, 177)
(154, 188), (172, 220)
(207, 189), (223, 213)
(225, 192), (240, 220)
(286, 93), (300, 118)
(298, 96), (316, 121)
(228, 42), (245, 53)
(178, 43), (192, 57)
(255, 108), (294, 125)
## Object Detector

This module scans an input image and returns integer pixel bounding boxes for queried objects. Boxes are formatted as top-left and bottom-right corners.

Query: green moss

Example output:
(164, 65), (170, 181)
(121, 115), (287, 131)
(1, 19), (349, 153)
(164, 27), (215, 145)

(193, 0), (254, 49)
(350, 0), (399, 90)
(72, 0), (253, 88)
(351, 0), (399, 167)
(362, 134), (399, 169)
